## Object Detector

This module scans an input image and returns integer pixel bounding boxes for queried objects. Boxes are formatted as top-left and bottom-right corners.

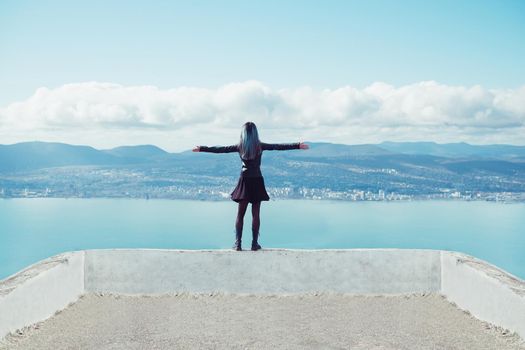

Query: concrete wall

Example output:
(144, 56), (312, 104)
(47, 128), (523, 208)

(84, 249), (441, 294)
(1, 249), (524, 340)
(0, 251), (84, 340)
(441, 251), (525, 339)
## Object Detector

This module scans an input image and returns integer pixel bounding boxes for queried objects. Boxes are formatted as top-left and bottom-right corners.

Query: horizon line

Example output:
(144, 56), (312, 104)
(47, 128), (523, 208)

(2, 139), (525, 153)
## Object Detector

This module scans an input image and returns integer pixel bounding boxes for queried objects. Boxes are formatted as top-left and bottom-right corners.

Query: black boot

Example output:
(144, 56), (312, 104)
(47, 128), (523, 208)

(233, 229), (242, 251)
(251, 231), (262, 251)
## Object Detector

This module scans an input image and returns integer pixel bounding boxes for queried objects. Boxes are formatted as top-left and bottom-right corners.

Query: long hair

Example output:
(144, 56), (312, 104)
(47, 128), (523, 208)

(239, 122), (261, 160)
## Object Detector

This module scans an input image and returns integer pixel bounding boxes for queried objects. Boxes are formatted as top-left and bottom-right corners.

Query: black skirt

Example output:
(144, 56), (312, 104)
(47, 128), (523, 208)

(231, 176), (270, 203)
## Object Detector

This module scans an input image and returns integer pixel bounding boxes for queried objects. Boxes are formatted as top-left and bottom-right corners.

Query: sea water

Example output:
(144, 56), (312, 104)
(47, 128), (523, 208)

(0, 198), (524, 281)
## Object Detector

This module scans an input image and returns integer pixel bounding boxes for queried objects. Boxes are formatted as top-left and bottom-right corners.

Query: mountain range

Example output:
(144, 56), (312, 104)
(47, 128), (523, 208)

(1, 141), (524, 200)
(1, 140), (525, 173)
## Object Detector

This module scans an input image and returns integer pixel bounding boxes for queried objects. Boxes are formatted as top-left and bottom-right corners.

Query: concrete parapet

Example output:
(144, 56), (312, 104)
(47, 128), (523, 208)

(0, 249), (524, 340)
(441, 251), (525, 340)
(84, 249), (441, 294)
(0, 251), (84, 340)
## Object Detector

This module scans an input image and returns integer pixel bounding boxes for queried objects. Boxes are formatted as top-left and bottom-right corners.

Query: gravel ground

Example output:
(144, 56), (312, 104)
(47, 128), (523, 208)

(1, 292), (524, 350)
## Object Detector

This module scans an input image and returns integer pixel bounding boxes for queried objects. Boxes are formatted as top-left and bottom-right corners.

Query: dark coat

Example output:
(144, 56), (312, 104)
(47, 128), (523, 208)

(199, 142), (300, 177)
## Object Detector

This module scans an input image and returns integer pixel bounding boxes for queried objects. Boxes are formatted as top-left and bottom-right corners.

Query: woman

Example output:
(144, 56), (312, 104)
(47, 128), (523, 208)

(193, 122), (309, 251)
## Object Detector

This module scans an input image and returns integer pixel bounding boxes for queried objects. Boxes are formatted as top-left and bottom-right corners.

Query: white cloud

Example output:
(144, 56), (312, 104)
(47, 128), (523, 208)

(1, 80), (524, 151)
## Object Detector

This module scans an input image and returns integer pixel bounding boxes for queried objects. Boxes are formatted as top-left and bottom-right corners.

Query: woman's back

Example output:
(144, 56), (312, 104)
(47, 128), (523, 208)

(199, 142), (300, 178)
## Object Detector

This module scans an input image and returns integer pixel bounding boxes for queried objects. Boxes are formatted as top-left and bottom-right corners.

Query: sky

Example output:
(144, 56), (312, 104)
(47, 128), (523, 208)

(0, 0), (524, 151)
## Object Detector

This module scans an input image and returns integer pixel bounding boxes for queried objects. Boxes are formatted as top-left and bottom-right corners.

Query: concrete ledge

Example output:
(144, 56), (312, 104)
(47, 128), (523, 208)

(441, 251), (525, 340)
(1, 249), (524, 341)
(84, 249), (441, 294)
(0, 251), (84, 339)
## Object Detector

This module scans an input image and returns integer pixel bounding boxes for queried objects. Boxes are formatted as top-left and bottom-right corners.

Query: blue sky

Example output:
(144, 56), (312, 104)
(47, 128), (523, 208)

(0, 1), (524, 149)
(1, 0), (524, 103)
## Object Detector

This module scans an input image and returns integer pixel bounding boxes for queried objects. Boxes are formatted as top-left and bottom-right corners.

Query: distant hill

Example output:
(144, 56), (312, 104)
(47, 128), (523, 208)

(1, 141), (524, 175)
(1, 140), (524, 199)
(379, 141), (525, 159)
(271, 142), (394, 159)
(0, 142), (119, 172)
(102, 145), (168, 162)
(0, 142), (171, 172)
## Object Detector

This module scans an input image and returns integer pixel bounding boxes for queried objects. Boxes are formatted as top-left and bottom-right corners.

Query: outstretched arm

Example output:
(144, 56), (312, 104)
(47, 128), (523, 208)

(261, 142), (309, 151)
(193, 145), (239, 153)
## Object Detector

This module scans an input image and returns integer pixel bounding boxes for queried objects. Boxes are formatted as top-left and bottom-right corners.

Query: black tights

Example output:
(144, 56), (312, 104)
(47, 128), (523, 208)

(235, 200), (261, 237)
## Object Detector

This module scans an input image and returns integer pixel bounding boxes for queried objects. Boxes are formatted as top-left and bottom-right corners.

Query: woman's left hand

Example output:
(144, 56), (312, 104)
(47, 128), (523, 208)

(299, 142), (309, 150)
(192, 146), (201, 152)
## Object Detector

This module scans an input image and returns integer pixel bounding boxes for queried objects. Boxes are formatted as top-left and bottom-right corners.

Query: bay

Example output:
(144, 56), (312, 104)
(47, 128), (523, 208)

(0, 199), (524, 281)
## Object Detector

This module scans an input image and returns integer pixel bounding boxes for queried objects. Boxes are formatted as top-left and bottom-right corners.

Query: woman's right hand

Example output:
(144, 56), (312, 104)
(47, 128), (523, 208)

(192, 146), (201, 152)
(299, 142), (309, 150)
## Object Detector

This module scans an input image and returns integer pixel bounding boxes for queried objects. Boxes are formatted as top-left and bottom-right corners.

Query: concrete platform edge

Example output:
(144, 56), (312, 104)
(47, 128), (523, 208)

(1, 249), (524, 340)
